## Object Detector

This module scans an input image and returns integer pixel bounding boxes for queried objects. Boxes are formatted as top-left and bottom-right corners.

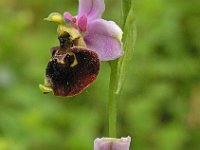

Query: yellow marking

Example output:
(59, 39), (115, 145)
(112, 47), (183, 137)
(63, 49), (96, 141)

(69, 52), (78, 67)
(56, 59), (65, 64)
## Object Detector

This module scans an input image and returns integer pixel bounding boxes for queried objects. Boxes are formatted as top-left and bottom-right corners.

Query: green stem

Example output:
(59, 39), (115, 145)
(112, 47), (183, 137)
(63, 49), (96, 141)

(107, 0), (127, 138)
(108, 61), (118, 137)
(108, 0), (136, 138)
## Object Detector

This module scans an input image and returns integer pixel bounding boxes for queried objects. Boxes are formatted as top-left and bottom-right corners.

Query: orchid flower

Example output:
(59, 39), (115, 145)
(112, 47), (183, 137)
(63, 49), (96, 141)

(94, 137), (131, 150)
(40, 1), (132, 149)
(63, 0), (123, 61)
(39, 0), (124, 96)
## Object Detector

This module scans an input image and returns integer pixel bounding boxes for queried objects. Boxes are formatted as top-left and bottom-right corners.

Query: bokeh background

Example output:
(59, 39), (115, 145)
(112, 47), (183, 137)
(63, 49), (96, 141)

(0, 0), (200, 149)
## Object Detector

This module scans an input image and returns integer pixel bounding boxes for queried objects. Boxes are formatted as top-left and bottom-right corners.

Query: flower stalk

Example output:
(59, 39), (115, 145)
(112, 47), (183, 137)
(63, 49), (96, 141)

(108, 61), (118, 137)
(108, 0), (137, 138)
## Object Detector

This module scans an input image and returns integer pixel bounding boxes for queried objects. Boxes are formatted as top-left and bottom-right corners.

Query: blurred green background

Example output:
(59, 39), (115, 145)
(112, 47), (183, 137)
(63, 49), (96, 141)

(0, 0), (200, 149)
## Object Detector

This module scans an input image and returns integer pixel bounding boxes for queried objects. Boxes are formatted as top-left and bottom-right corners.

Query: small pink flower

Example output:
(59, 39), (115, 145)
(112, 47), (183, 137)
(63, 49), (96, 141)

(63, 0), (123, 61)
(94, 136), (131, 150)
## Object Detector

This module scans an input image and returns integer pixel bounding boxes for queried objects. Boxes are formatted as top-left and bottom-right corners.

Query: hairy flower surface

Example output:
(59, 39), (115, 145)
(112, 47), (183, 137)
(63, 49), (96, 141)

(64, 0), (123, 61)
(94, 137), (131, 150)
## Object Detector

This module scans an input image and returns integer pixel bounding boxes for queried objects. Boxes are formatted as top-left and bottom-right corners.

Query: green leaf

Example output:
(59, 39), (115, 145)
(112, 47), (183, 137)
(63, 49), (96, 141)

(116, 8), (137, 94)
(122, 0), (132, 28)
(110, 4), (137, 95)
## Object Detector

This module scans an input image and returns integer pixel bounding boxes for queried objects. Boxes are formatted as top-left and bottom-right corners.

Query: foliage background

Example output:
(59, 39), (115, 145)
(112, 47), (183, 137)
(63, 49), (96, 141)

(0, 0), (200, 149)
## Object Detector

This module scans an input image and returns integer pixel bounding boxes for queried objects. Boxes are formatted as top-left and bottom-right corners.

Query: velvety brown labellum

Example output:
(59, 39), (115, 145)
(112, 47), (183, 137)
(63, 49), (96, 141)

(46, 46), (100, 96)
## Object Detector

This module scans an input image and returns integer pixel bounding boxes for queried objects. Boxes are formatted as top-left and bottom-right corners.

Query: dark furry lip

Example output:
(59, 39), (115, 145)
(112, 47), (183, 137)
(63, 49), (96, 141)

(44, 46), (100, 96)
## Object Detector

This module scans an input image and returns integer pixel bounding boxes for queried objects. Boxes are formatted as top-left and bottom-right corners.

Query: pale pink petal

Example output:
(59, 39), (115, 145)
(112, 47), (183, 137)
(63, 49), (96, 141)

(78, 0), (105, 21)
(84, 19), (123, 61)
(63, 12), (76, 23)
(94, 137), (131, 150)
(78, 15), (88, 32)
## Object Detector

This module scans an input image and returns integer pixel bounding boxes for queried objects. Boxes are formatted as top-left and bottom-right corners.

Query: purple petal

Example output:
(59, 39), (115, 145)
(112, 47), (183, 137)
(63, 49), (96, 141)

(94, 137), (131, 150)
(63, 12), (76, 23)
(78, 0), (105, 21)
(78, 15), (88, 32)
(84, 19), (123, 61)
